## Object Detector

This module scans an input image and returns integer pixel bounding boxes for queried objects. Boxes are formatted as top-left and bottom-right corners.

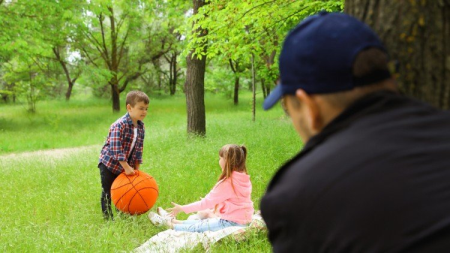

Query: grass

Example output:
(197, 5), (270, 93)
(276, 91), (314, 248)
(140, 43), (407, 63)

(0, 91), (302, 252)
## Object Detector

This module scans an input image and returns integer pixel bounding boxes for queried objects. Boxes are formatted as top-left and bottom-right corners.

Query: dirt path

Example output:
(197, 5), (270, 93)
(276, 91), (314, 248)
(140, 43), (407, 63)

(0, 145), (99, 159)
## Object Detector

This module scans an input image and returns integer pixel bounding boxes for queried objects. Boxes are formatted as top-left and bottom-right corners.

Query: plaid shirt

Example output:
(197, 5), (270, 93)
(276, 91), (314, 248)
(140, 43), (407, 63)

(98, 113), (145, 175)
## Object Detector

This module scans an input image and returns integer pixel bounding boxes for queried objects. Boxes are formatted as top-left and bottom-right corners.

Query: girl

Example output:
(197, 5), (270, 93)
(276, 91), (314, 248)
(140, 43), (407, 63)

(149, 144), (254, 232)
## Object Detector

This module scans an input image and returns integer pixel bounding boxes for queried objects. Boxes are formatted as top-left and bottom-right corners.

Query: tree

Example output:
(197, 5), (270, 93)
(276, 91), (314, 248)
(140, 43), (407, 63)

(0, 0), (86, 103)
(187, 0), (343, 119)
(0, 0), (187, 107)
(185, 0), (208, 136)
(158, 26), (184, 96)
(0, 0), (70, 109)
(36, 0), (86, 101)
(80, 0), (171, 112)
(229, 59), (246, 105)
(3, 56), (56, 112)
(345, 0), (450, 109)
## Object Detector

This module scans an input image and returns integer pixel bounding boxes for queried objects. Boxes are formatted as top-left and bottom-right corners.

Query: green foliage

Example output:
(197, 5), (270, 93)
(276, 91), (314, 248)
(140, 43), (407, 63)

(0, 92), (300, 252)
(0, 0), (86, 107)
(2, 57), (58, 112)
(0, 0), (345, 107)
(183, 0), (343, 91)
(204, 59), (239, 95)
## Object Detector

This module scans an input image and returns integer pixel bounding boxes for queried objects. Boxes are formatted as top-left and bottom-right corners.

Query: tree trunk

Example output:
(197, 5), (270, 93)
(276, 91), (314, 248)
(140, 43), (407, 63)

(185, 0), (207, 136)
(345, 0), (450, 109)
(66, 82), (74, 101)
(261, 78), (267, 98)
(185, 51), (206, 135)
(110, 77), (120, 112)
(169, 53), (177, 95)
(234, 76), (239, 105)
(229, 59), (240, 105)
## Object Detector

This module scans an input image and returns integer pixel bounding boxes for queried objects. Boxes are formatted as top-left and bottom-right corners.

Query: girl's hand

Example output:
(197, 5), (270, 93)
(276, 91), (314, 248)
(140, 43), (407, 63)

(167, 202), (183, 217)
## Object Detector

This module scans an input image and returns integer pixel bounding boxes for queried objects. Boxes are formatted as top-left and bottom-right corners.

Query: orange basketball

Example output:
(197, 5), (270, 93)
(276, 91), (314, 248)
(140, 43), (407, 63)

(111, 170), (159, 215)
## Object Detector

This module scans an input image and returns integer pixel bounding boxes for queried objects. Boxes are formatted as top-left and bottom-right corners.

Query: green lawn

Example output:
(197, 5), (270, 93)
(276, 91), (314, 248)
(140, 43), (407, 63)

(0, 91), (302, 252)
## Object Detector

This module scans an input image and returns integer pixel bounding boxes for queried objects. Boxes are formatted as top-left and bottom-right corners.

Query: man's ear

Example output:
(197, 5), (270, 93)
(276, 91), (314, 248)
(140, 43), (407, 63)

(295, 89), (323, 132)
(126, 104), (131, 111)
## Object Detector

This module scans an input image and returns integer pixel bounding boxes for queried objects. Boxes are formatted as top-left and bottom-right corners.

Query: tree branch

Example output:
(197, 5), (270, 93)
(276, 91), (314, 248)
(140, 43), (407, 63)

(116, 12), (129, 34)
(237, 0), (278, 20)
(30, 57), (47, 74)
(117, 28), (129, 67)
(81, 47), (99, 68)
(229, 59), (237, 73)
(84, 31), (111, 68)
(98, 12), (111, 65)
(52, 47), (74, 86)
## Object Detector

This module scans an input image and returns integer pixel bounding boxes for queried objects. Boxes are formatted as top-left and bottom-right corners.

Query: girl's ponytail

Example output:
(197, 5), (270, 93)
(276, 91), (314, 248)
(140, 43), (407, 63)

(218, 144), (248, 183)
(240, 145), (247, 160)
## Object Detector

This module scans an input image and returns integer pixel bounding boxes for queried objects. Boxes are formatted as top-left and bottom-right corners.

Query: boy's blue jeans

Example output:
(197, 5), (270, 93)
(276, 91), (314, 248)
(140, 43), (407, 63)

(173, 218), (246, 232)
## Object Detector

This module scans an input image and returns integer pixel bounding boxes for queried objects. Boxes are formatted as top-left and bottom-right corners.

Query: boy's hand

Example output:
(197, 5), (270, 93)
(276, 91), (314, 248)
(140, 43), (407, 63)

(124, 167), (135, 175)
(120, 161), (135, 175)
(168, 202), (183, 217)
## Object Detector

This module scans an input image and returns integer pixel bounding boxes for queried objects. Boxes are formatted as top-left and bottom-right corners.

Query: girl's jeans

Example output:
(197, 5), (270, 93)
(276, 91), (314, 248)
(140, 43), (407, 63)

(173, 218), (246, 232)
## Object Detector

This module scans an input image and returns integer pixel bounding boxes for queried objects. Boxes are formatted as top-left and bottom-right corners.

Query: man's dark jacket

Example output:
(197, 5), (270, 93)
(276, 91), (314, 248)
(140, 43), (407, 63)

(261, 91), (450, 253)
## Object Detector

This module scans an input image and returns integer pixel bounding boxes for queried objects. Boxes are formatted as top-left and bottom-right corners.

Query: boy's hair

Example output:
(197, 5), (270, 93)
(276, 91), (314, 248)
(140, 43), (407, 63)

(218, 144), (248, 182)
(126, 91), (149, 107)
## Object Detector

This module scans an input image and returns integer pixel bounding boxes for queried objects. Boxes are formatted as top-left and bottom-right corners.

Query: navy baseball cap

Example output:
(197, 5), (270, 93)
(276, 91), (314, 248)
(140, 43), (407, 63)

(263, 11), (391, 110)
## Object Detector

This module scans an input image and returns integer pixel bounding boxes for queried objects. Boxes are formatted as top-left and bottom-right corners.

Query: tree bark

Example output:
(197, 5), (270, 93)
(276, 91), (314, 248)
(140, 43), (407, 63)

(108, 8), (122, 112)
(167, 52), (178, 95)
(345, 0), (450, 109)
(261, 78), (267, 98)
(229, 59), (240, 105)
(234, 76), (239, 105)
(110, 77), (120, 112)
(185, 0), (207, 136)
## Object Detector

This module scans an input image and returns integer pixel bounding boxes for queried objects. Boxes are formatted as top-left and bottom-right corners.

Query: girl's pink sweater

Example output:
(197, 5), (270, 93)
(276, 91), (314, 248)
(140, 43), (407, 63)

(180, 171), (254, 225)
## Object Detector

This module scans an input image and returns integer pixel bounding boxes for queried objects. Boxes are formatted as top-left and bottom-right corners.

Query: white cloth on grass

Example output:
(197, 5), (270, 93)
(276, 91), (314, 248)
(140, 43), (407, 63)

(134, 213), (265, 253)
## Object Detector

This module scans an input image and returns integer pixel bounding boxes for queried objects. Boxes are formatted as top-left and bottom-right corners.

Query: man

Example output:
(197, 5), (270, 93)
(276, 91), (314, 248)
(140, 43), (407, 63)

(261, 11), (450, 252)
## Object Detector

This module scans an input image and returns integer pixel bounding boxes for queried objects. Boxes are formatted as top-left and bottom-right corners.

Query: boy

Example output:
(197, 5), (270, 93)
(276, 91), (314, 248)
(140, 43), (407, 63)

(98, 90), (149, 220)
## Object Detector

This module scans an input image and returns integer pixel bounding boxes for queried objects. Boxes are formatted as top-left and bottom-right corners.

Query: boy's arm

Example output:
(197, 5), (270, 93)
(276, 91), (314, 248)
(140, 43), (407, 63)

(110, 125), (127, 163)
(119, 161), (135, 175)
(110, 123), (135, 175)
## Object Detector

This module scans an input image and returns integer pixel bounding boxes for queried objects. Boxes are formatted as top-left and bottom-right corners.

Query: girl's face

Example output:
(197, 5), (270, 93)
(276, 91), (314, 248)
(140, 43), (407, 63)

(219, 156), (226, 171)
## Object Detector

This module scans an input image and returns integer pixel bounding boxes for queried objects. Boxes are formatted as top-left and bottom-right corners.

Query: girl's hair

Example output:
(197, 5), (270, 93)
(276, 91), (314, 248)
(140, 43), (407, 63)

(218, 144), (248, 182)
(214, 144), (247, 212)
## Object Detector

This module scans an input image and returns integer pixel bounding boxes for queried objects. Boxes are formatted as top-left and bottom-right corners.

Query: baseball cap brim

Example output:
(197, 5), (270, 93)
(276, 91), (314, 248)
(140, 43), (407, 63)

(263, 84), (284, 110)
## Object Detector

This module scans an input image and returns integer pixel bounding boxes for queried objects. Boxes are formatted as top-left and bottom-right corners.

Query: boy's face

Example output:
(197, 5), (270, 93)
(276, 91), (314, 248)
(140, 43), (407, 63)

(127, 101), (149, 123)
